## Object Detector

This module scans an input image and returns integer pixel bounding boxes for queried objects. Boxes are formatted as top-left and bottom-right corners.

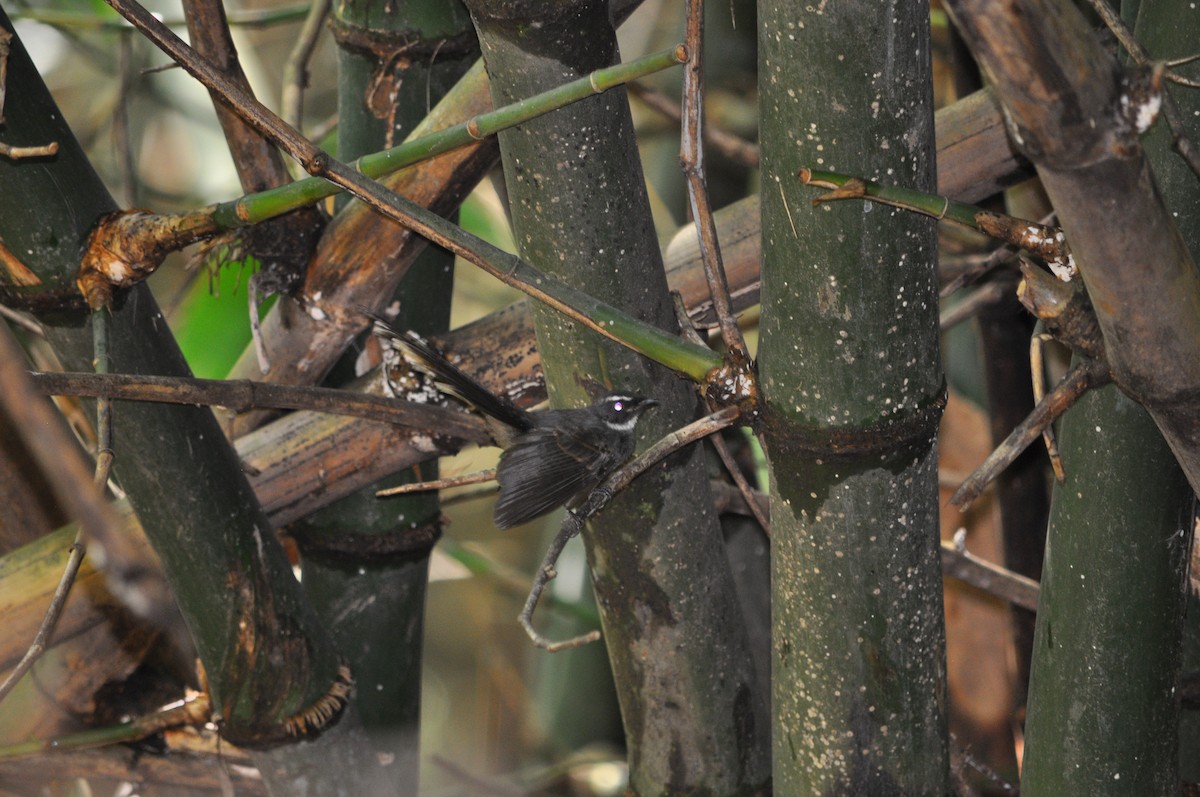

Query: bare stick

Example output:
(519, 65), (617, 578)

(628, 83), (759, 169)
(950, 359), (1109, 508)
(519, 406), (740, 650)
(940, 529), (1040, 612)
(0, 532), (86, 703)
(518, 521), (596, 652)
(1030, 333), (1066, 481)
(0, 304), (43, 335)
(679, 0), (751, 364)
(280, 0), (330, 131)
(376, 468), (496, 497)
(27, 370), (491, 443)
(709, 432), (769, 534)
(938, 279), (1012, 330)
(0, 141), (58, 159)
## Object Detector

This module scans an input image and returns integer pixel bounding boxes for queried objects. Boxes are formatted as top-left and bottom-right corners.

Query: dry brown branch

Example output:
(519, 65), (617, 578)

(950, 359), (1110, 508)
(281, 0), (331, 129)
(27, 370), (491, 444)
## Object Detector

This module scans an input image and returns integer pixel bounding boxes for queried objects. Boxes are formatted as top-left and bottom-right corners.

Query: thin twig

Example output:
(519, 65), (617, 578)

(1030, 332), (1066, 481)
(519, 406), (740, 650)
(27, 370), (491, 443)
(92, 309), (116, 489)
(0, 532), (86, 704)
(376, 468), (496, 497)
(1167, 53), (1200, 68)
(940, 243), (1018, 298)
(628, 83), (760, 169)
(679, 0), (751, 364)
(709, 433), (770, 533)
(0, 304), (44, 335)
(950, 358), (1110, 508)
(519, 523), (595, 652)
(941, 528), (1040, 612)
(938, 279), (1012, 330)
(0, 141), (59, 159)
(280, 0), (330, 131)
(1083, 0), (1199, 87)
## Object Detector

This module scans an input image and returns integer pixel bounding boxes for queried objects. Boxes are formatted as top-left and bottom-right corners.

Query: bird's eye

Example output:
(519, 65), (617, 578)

(612, 401), (625, 412)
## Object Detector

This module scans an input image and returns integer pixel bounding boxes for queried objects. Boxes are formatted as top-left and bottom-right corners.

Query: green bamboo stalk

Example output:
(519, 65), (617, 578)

(1020, 382), (1189, 795)
(800, 168), (985, 227)
(799, 168), (1072, 276)
(1132, 0), (1200, 783)
(758, 0), (950, 792)
(463, 1), (769, 793)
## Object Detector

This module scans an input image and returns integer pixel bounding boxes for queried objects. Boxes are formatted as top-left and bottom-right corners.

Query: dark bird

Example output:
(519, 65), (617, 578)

(368, 315), (658, 529)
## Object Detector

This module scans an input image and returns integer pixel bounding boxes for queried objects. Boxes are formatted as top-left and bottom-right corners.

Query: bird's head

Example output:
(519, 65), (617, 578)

(591, 394), (659, 431)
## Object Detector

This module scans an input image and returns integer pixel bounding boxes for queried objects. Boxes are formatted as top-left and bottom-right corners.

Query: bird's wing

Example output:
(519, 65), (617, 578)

(493, 428), (613, 529)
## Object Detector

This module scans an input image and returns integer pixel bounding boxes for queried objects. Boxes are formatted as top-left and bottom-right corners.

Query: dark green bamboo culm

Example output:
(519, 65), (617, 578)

(1019, 382), (1190, 795)
(288, 0), (474, 790)
(0, 9), (389, 793)
(462, 0), (771, 793)
(758, 0), (950, 792)
(1134, 0), (1200, 782)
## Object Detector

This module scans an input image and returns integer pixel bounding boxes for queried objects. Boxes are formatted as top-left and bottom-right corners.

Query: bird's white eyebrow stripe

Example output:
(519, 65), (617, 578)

(605, 395), (637, 405)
